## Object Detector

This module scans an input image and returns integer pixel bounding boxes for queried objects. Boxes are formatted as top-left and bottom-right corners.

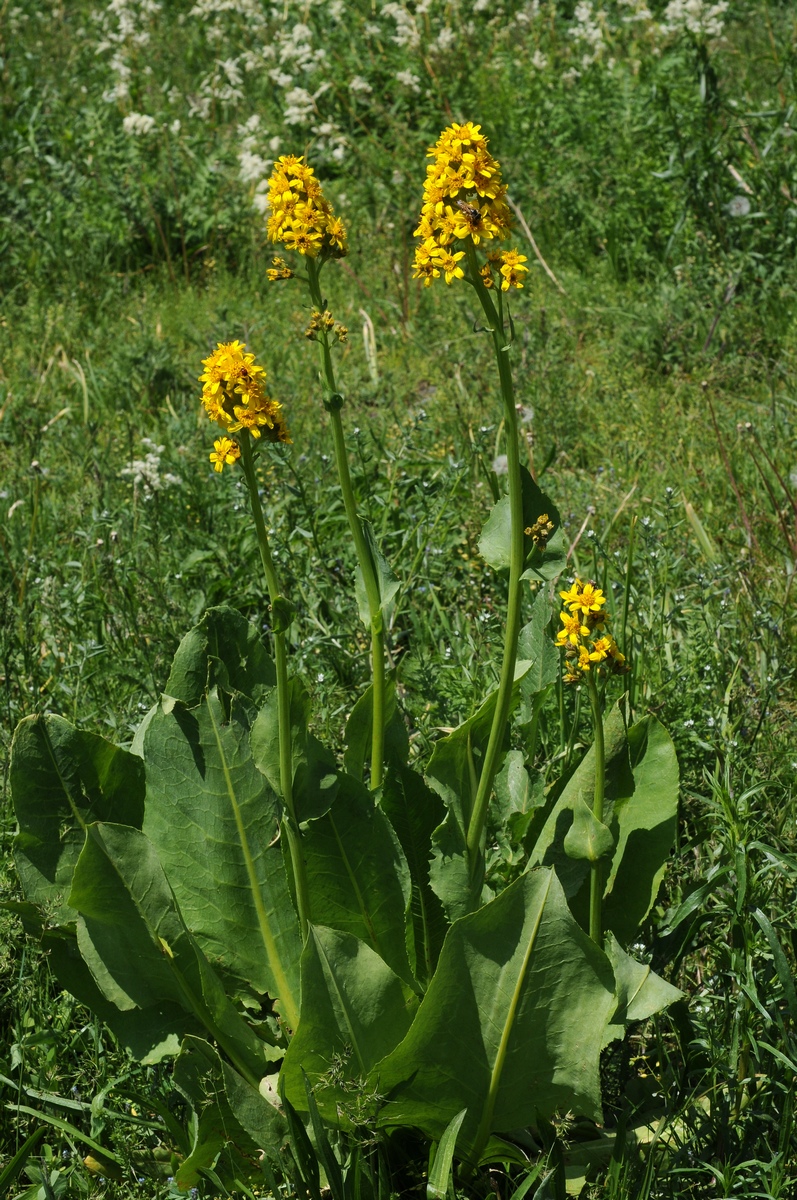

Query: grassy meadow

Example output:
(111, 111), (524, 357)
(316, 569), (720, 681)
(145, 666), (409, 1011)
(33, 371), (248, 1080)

(1, 0), (797, 1197)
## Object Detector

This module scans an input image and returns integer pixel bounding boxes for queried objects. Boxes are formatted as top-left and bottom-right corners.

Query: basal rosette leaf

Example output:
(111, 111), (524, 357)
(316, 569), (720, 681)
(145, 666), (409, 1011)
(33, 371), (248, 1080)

(68, 823), (271, 1085)
(281, 926), (417, 1125)
(374, 867), (615, 1163)
(299, 773), (415, 988)
(142, 688), (302, 1025)
(11, 713), (144, 922)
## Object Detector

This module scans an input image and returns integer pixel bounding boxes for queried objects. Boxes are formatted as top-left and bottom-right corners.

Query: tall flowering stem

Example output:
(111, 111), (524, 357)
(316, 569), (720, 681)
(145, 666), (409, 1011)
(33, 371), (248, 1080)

(305, 259), (388, 790)
(411, 122), (530, 875)
(266, 155), (387, 790)
(199, 342), (310, 942)
(463, 240), (526, 870)
(556, 578), (628, 943)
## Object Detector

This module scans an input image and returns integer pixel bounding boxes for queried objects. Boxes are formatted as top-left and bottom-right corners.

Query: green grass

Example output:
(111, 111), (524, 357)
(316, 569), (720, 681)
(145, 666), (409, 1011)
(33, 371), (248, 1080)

(2, 0), (797, 1195)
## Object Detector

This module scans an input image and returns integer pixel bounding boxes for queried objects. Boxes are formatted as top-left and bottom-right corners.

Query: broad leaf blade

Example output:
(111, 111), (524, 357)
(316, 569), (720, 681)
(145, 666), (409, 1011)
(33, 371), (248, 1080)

(43, 926), (194, 1064)
(427, 669), (529, 923)
(380, 764), (448, 988)
(518, 588), (559, 696)
(11, 714), (144, 921)
(529, 701), (632, 901)
(375, 868), (615, 1160)
(478, 466), (565, 583)
(251, 676), (340, 822)
(69, 822), (270, 1083)
(166, 604), (276, 706)
(601, 716), (679, 943)
(344, 670), (408, 782)
(301, 774), (414, 987)
(281, 926), (417, 1123)
(143, 688), (302, 1024)
(354, 520), (400, 629)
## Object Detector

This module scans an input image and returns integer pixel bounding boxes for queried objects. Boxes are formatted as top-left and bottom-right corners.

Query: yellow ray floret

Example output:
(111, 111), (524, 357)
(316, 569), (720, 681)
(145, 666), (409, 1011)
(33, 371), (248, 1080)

(266, 156), (348, 260)
(199, 341), (291, 450)
(209, 437), (241, 472)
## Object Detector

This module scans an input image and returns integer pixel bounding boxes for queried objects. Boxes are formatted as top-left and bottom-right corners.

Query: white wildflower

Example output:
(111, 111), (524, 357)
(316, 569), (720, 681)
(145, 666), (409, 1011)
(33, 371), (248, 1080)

(239, 151), (269, 183)
(726, 195), (751, 217)
(531, 49), (548, 69)
(121, 442), (181, 498)
(662, 0), (728, 37)
(349, 74), (372, 93)
(396, 69), (420, 91)
(122, 111), (157, 135)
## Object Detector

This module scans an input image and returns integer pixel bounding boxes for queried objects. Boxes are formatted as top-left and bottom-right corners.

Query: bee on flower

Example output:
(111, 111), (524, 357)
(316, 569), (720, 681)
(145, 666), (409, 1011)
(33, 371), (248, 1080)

(412, 122), (529, 290)
(556, 578), (628, 682)
(199, 341), (290, 472)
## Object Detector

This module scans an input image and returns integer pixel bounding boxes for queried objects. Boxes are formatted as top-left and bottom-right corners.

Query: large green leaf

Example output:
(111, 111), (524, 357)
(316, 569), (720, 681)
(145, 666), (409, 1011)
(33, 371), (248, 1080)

(601, 716), (679, 943)
(380, 764), (448, 988)
(300, 774), (414, 987)
(493, 751), (545, 846)
(250, 676), (339, 822)
(281, 926), (417, 1123)
(142, 688), (302, 1024)
(165, 604), (275, 706)
(11, 714), (144, 921)
(518, 588), (559, 697)
(478, 465), (566, 583)
(374, 868), (615, 1161)
(528, 701), (633, 902)
(69, 823), (271, 1084)
(43, 926), (196, 1064)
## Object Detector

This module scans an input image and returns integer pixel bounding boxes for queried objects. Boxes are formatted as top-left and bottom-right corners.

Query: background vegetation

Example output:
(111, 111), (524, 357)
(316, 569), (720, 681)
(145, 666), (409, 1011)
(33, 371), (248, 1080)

(1, 0), (796, 1196)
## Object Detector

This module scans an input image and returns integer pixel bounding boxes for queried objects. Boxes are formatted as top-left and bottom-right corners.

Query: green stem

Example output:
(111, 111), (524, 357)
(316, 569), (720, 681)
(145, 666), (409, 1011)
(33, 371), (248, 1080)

(464, 241), (526, 871)
(239, 435), (310, 942)
(586, 671), (606, 945)
(306, 258), (387, 789)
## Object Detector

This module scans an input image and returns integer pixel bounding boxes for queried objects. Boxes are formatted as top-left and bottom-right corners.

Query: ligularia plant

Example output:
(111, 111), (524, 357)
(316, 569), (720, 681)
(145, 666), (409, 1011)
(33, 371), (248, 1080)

(10, 122), (683, 1194)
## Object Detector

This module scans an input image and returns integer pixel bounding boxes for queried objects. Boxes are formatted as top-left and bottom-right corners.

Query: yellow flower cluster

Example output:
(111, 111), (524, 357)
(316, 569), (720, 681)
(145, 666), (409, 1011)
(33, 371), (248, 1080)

(413, 121), (528, 289)
(199, 341), (290, 471)
(266, 156), (348, 260)
(555, 579), (626, 683)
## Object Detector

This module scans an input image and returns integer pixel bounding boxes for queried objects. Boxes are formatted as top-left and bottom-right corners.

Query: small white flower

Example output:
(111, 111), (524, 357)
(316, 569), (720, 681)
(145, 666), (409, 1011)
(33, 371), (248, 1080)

(349, 74), (372, 93)
(396, 69), (420, 92)
(492, 454), (509, 475)
(122, 112), (157, 135)
(726, 195), (751, 217)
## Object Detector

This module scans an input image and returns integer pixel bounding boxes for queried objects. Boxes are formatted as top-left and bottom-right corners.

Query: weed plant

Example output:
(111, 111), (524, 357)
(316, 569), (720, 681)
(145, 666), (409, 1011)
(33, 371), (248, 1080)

(2, 1), (797, 1199)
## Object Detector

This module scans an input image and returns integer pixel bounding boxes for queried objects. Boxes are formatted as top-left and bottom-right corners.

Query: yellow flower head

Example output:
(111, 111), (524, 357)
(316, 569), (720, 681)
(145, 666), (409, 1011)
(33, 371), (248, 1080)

(199, 342), (291, 450)
(266, 156), (348, 261)
(560, 579), (606, 615)
(210, 437), (241, 472)
(413, 121), (513, 287)
(556, 610), (590, 647)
